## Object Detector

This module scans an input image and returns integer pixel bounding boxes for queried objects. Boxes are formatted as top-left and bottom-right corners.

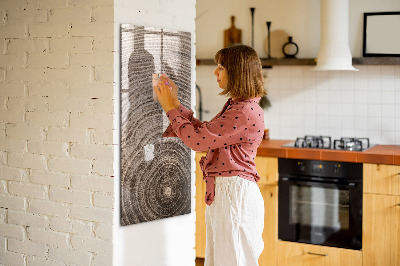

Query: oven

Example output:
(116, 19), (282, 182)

(278, 158), (363, 250)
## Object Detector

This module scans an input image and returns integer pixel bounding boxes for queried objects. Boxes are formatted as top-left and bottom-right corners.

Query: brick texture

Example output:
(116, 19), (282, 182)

(48, 156), (92, 175)
(7, 39), (48, 54)
(49, 37), (92, 53)
(93, 223), (112, 240)
(0, 82), (25, 97)
(50, 216), (92, 236)
(7, 9), (48, 24)
(0, 0), (114, 264)
(69, 205), (112, 223)
(8, 238), (47, 256)
(8, 210), (50, 229)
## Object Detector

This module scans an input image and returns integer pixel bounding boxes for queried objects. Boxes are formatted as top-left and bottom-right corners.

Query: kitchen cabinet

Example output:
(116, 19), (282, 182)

(195, 154), (279, 266)
(256, 156), (278, 266)
(255, 156), (278, 186)
(195, 155), (400, 265)
(276, 241), (362, 266)
(259, 184), (278, 266)
(363, 163), (400, 196)
(195, 152), (207, 258)
(363, 193), (400, 266)
(363, 164), (400, 266)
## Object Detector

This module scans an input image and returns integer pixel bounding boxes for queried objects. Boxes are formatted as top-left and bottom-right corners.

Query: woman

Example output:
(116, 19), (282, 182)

(153, 44), (266, 266)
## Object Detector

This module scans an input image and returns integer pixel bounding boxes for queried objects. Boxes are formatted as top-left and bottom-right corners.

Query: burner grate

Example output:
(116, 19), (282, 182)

(295, 135), (332, 149)
(287, 136), (371, 151)
(333, 137), (370, 151)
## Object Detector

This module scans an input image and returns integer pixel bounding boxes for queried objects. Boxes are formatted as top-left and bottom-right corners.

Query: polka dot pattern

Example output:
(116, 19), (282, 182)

(164, 97), (265, 205)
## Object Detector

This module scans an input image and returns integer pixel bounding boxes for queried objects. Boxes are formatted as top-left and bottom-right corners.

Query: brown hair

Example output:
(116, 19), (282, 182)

(214, 44), (266, 99)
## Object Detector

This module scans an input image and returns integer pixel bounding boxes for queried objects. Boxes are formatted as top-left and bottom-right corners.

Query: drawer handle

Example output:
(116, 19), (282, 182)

(307, 252), (328, 256)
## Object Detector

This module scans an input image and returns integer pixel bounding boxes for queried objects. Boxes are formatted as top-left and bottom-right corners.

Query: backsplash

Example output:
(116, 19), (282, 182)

(196, 65), (400, 145)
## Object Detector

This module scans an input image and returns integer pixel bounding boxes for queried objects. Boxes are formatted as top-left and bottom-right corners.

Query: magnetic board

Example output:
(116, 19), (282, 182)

(120, 24), (192, 225)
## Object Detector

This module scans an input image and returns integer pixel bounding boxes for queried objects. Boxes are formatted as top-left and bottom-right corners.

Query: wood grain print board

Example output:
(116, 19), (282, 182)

(120, 24), (192, 226)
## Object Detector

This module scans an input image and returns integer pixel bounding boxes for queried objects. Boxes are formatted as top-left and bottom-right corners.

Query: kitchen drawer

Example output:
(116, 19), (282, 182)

(364, 164), (400, 196)
(255, 156), (278, 186)
(276, 241), (362, 266)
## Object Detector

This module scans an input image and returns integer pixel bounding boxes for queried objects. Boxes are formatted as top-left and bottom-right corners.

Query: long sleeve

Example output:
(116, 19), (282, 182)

(167, 97), (264, 206)
(162, 103), (202, 137)
(165, 106), (249, 152)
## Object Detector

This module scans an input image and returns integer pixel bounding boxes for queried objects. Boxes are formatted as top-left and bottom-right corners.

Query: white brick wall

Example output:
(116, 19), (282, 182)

(0, 0), (114, 265)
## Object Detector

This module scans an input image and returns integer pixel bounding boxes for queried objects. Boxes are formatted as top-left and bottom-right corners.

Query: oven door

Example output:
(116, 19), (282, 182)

(278, 176), (362, 250)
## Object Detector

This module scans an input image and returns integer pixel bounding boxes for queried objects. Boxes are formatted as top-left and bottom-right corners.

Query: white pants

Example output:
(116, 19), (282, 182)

(205, 176), (264, 266)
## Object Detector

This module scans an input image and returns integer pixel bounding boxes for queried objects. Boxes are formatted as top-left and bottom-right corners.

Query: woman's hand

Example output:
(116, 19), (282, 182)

(153, 77), (175, 113)
(160, 75), (180, 108)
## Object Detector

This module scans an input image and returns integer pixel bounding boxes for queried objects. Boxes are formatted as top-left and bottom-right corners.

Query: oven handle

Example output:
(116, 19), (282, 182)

(280, 177), (357, 189)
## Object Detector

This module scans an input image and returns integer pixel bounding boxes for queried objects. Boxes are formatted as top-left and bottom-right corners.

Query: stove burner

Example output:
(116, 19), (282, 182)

(286, 136), (372, 151)
(333, 137), (370, 151)
(295, 135), (332, 149)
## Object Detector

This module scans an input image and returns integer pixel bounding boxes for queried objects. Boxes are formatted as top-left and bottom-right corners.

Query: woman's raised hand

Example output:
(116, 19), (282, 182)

(160, 75), (180, 109)
(153, 76), (175, 113)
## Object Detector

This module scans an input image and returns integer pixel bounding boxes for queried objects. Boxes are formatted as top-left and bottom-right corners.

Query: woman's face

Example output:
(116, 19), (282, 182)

(214, 64), (228, 89)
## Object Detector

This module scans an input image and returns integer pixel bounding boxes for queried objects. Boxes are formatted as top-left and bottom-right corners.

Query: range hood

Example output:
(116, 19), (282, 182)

(314, 0), (358, 71)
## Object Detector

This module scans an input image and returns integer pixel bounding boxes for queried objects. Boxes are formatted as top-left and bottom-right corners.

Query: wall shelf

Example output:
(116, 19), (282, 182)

(352, 57), (400, 65)
(196, 57), (400, 67)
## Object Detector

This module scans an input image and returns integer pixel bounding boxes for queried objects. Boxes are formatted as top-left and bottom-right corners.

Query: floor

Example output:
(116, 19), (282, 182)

(195, 257), (205, 266)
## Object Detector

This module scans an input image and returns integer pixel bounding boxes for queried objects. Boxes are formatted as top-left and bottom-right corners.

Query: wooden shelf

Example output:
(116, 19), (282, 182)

(196, 57), (400, 67)
(352, 57), (400, 65)
(260, 58), (316, 66)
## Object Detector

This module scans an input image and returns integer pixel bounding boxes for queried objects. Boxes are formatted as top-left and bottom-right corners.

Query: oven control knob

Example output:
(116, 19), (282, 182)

(334, 164), (341, 174)
(334, 167), (339, 174)
(298, 161), (305, 171)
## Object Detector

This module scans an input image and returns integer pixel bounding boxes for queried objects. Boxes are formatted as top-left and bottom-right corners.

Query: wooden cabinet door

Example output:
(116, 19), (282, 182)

(363, 193), (400, 266)
(364, 164), (400, 196)
(255, 156), (278, 186)
(277, 241), (362, 266)
(195, 152), (207, 258)
(259, 185), (278, 266)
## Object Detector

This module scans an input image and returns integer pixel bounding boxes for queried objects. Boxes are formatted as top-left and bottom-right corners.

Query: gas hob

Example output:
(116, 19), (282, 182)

(282, 135), (375, 151)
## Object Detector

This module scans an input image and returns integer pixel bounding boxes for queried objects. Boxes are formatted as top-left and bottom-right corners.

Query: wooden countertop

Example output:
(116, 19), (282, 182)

(256, 139), (400, 165)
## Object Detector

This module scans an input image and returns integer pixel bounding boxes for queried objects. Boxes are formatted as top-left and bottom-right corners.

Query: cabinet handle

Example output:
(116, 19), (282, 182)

(397, 204), (400, 207)
(307, 252), (328, 256)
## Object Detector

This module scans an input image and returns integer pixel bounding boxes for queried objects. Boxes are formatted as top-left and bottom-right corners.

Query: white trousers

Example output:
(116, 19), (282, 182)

(205, 176), (264, 266)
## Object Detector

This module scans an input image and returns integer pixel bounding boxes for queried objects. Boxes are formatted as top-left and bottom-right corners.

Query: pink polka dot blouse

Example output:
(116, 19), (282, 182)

(162, 97), (265, 205)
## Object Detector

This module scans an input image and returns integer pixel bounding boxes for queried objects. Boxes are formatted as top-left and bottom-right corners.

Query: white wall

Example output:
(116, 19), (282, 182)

(196, 0), (400, 145)
(113, 1), (196, 266)
(196, 0), (400, 58)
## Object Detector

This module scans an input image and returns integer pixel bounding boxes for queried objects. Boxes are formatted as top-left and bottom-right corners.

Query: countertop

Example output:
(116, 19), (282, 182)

(256, 139), (400, 165)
